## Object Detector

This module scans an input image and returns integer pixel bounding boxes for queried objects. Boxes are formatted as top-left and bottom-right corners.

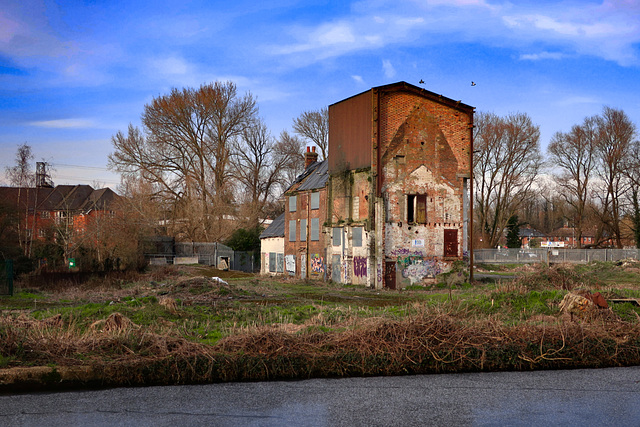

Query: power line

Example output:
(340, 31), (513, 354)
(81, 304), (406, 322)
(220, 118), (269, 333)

(52, 175), (120, 185)
(50, 163), (112, 171)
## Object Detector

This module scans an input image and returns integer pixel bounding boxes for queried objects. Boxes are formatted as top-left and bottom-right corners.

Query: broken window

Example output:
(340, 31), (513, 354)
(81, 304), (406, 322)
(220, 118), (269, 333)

(407, 194), (427, 224)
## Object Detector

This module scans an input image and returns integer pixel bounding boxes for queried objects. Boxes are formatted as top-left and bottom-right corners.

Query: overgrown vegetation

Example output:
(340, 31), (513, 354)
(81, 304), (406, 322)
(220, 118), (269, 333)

(2, 261), (640, 391)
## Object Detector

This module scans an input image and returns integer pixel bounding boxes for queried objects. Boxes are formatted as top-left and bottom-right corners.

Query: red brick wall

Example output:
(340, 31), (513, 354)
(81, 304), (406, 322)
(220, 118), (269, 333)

(284, 187), (328, 278)
(378, 90), (471, 177)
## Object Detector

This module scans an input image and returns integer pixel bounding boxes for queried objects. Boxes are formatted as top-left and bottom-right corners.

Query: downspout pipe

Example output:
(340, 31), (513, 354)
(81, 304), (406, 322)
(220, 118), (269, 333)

(469, 111), (475, 282)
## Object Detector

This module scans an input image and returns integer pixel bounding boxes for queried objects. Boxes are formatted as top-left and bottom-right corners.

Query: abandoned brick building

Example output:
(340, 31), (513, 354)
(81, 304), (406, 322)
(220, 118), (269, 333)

(262, 81), (474, 288)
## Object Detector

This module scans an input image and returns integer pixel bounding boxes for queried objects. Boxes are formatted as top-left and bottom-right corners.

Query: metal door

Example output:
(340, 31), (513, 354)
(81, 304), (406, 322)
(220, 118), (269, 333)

(444, 229), (458, 257)
(385, 261), (396, 289)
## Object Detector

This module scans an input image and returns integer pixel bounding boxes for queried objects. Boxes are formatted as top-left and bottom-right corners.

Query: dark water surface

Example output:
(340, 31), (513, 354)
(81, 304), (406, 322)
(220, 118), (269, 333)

(1, 366), (639, 426)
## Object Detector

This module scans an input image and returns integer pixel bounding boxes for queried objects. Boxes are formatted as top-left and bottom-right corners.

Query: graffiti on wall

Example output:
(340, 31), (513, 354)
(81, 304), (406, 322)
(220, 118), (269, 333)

(343, 260), (349, 283)
(285, 255), (296, 276)
(311, 254), (325, 276)
(390, 248), (425, 258)
(399, 256), (446, 284)
(396, 255), (423, 269)
(353, 256), (367, 277)
(331, 255), (341, 282)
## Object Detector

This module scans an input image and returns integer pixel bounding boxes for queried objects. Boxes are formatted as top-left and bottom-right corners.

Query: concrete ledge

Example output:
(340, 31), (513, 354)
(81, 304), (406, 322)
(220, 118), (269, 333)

(174, 257), (199, 265)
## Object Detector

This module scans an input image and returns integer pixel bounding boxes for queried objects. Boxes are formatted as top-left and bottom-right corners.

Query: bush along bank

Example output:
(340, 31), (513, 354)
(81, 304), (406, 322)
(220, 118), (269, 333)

(2, 308), (640, 392)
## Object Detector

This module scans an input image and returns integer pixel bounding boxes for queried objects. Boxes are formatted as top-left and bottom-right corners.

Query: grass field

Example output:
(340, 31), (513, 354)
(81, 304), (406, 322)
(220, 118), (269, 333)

(2, 261), (640, 390)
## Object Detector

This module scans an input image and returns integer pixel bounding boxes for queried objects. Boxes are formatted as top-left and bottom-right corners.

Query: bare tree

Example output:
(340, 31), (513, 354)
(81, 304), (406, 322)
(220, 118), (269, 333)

(474, 112), (543, 248)
(622, 135), (640, 247)
(593, 106), (636, 248)
(233, 119), (277, 226)
(109, 81), (258, 241)
(6, 143), (34, 187)
(274, 130), (305, 191)
(5, 144), (35, 255)
(292, 107), (328, 160)
(548, 116), (598, 247)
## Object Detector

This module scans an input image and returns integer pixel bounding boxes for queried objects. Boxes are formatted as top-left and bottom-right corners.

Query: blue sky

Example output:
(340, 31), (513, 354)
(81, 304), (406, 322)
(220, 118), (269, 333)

(1, 0), (640, 189)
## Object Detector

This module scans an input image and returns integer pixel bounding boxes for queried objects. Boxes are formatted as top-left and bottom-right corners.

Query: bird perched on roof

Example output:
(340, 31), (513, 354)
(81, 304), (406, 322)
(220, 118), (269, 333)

(419, 79), (424, 84)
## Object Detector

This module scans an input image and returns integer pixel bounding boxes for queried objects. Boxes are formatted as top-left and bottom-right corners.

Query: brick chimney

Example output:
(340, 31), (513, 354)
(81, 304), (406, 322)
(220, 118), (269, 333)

(305, 146), (319, 169)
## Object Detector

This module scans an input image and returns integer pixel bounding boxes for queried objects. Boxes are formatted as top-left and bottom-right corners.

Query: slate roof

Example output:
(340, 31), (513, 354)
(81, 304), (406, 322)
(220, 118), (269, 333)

(259, 213), (285, 239)
(287, 160), (328, 193)
(0, 185), (120, 212)
(519, 227), (546, 238)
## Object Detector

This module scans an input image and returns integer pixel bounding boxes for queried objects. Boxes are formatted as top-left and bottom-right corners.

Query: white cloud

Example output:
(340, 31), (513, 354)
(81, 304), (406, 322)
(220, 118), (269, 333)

(272, 14), (426, 64)
(424, 0), (490, 6)
(271, 0), (640, 68)
(501, 2), (640, 65)
(28, 119), (95, 129)
(382, 59), (396, 78)
(150, 56), (190, 75)
(555, 96), (600, 107)
(317, 23), (356, 45)
(520, 51), (565, 61)
(0, 13), (20, 43)
(352, 75), (365, 84)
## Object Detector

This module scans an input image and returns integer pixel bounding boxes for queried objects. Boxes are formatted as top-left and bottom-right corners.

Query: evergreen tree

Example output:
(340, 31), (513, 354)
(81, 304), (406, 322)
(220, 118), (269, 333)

(506, 216), (522, 248)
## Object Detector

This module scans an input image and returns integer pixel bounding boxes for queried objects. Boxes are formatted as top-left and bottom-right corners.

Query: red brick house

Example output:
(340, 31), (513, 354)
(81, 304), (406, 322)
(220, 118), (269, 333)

(545, 227), (606, 248)
(0, 185), (121, 257)
(283, 147), (329, 279)
(326, 82), (474, 288)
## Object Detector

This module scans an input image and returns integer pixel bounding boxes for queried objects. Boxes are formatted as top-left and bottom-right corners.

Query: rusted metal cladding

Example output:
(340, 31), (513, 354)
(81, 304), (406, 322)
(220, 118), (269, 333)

(328, 91), (372, 173)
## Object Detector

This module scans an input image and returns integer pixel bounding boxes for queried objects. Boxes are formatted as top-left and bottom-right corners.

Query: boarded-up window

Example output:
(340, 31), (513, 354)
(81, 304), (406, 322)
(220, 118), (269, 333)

(407, 194), (427, 224)
(353, 196), (360, 219)
(311, 192), (320, 210)
(269, 253), (276, 272)
(289, 220), (296, 241)
(333, 228), (341, 246)
(276, 253), (284, 273)
(353, 227), (363, 247)
(300, 219), (307, 241)
(289, 195), (297, 212)
(311, 218), (320, 241)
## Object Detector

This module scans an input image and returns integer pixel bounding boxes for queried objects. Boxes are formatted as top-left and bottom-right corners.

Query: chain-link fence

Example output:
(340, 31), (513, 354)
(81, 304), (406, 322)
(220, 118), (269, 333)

(474, 248), (640, 264)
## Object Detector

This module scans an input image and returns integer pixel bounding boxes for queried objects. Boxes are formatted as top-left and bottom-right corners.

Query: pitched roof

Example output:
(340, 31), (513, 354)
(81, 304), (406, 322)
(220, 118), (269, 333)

(286, 160), (329, 194)
(519, 227), (546, 238)
(298, 160), (328, 191)
(0, 185), (120, 212)
(330, 81), (474, 114)
(260, 213), (285, 239)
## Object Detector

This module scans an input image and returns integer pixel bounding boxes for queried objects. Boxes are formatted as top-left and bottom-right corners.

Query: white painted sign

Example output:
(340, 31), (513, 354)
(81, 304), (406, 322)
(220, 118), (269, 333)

(541, 241), (565, 248)
(285, 255), (296, 275)
(412, 239), (425, 247)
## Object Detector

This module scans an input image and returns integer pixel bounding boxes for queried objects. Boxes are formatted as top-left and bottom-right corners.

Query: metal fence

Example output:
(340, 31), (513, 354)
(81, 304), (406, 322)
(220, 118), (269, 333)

(474, 248), (640, 264)
(146, 241), (260, 272)
(0, 259), (13, 296)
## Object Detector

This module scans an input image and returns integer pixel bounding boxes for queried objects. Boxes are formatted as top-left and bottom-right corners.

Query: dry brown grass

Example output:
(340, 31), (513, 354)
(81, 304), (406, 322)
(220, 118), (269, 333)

(3, 263), (640, 391)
